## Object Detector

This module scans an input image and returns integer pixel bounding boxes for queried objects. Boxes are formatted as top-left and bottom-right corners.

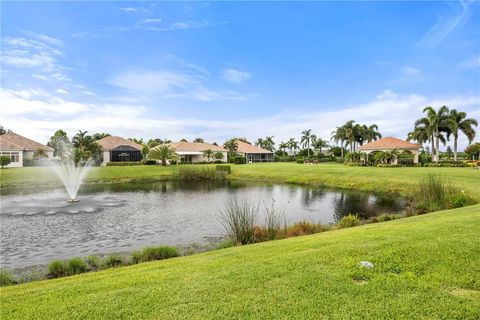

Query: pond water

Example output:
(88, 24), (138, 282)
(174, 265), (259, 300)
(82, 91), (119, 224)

(0, 181), (405, 268)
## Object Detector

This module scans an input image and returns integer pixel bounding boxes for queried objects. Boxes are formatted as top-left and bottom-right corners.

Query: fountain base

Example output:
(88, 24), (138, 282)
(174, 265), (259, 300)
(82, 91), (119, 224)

(67, 199), (79, 203)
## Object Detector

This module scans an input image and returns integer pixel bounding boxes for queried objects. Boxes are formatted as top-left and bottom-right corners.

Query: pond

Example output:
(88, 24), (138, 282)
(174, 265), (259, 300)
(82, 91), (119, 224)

(0, 181), (405, 268)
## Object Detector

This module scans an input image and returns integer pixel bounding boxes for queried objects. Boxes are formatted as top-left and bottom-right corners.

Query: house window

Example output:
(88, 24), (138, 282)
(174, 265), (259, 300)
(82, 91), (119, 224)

(1, 152), (19, 163)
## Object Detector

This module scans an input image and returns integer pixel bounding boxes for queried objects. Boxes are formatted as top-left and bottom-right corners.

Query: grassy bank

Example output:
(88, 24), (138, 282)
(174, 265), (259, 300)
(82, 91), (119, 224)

(1, 205), (479, 319)
(2, 163), (479, 199)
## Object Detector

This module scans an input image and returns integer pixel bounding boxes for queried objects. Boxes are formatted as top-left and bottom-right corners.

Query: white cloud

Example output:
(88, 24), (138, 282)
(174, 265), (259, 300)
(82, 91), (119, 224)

(417, 1), (473, 47)
(221, 68), (251, 84)
(56, 88), (69, 94)
(3, 88), (478, 151)
(120, 7), (139, 13)
(402, 66), (421, 76)
(140, 18), (162, 24)
(108, 69), (249, 101)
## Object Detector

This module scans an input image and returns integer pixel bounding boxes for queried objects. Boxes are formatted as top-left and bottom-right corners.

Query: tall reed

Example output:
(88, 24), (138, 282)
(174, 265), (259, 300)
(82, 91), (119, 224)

(264, 200), (286, 240)
(177, 166), (227, 181)
(218, 197), (258, 245)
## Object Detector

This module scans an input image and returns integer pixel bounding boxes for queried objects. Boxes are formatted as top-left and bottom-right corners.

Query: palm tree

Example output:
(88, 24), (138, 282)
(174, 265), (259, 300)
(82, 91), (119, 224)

(202, 149), (214, 162)
(363, 124), (382, 143)
(33, 147), (48, 160)
(287, 138), (299, 156)
(447, 109), (478, 161)
(194, 138), (204, 143)
(331, 126), (347, 158)
(300, 129), (315, 157)
(141, 144), (150, 163)
(92, 132), (111, 140)
(313, 138), (328, 155)
(149, 144), (178, 166)
(214, 152), (224, 161)
(416, 106), (450, 163)
(223, 139), (239, 153)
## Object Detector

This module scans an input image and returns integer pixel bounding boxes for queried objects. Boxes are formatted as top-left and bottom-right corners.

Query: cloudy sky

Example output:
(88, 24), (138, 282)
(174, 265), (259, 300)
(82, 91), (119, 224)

(1, 1), (479, 149)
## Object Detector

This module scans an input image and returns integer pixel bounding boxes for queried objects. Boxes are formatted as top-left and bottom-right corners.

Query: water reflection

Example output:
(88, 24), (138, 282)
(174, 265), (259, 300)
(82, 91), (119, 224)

(0, 181), (404, 268)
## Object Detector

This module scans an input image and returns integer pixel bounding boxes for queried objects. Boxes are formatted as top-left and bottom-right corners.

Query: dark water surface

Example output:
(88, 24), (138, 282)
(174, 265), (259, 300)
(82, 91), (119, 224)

(0, 181), (404, 268)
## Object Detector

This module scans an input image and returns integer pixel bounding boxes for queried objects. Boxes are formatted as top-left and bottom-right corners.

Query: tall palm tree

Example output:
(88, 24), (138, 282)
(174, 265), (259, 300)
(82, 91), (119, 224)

(313, 138), (328, 155)
(331, 126), (347, 158)
(141, 144), (150, 163)
(202, 149), (214, 162)
(92, 132), (111, 141)
(279, 141), (288, 155)
(447, 109), (478, 161)
(416, 106), (450, 163)
(300, 129), (315, 157)
(287, 138), (299, 156)
(363, 124), (382, 143)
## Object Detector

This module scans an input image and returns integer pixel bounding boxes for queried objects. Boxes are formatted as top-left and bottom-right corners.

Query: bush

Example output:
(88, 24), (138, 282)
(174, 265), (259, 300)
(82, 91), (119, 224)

(103, 254), (125, 268)
(0, 269), (15, 286)
(86, 255), (101, 270)
(338, 214), (361, 228)
(376, 164), (402, 168)
(218, 197), (258, 245)
(216, 239), (235, 249)
(423, 161), (467, 167)
(296, 157), (305, 164)
(130, 250), (143, 264)
(106, 161), (143, 166)
(139, 246), (179, 262)
(215, 165), (231, 174)
(48, 260), (67, 278)
(0, 156), (11, 168)
(414, 174), (475, 212)
(234, 156), (246, 164)
(144, 160), (157, 165)
(177, 166), (227, 180)
(67, 258), (88, 275)
(286, 221), (327, 237)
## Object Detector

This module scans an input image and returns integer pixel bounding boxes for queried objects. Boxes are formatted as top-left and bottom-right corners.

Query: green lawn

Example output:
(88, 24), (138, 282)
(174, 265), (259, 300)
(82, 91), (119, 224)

(1, 163), (479, 199)
(1, 205), (479, 319)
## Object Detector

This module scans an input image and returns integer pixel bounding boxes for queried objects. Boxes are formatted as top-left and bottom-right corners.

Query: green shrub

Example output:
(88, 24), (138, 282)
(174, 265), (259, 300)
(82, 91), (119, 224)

(286, 221), (327, 237)
(0, 269), (16, 286)
(215, 165), (231, 174)
(216, 239), (235, 249)
(338, 214), (361, 228)
(177, 166), (227, 180)
(48, 260), (67, 278)
(234, 156), (246, 164)
(219, 197), (258, 245)
(103, 254), (125, 268)
(296, 157), (305, 164)
(106, 161), (143, 166)
(86, 255), (101, 270)
(139, 246), (179, 262)
(414, 174), (475, 212)
(67, 258), (88, 275)
(130, 250), (143, 264)
(376, 164), (402, 168)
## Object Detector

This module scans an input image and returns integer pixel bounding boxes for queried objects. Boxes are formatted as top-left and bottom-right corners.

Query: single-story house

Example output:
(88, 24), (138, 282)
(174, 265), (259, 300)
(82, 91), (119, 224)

(97, 136), (143, 166)
(168, 141), (228, 163)
(0, 131), (54, 167)
(235, 140), (274, 163)
(359, 137), (420, 164)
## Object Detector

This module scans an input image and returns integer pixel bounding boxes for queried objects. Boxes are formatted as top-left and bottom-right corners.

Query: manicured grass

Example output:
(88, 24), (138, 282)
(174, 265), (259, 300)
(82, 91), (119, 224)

(1, 205), (479, 319)
(2, 163), (478, 199)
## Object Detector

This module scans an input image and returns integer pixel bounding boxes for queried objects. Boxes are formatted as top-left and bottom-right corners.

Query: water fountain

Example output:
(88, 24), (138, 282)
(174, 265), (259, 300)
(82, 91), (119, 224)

(48, 143), (93, 203)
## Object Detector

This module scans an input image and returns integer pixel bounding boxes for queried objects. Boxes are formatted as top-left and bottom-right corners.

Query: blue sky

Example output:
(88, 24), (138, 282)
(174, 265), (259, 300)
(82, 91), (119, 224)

(1, 1), (479, 149)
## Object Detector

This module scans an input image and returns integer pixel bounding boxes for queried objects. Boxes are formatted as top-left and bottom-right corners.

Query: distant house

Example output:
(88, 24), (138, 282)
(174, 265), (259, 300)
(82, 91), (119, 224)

(0, 132), (54, 167)
(359, 137), (420, 164)
(168, 141), (228, 163)
(235, 140), (274, 163)
(97, 136), (143, 166)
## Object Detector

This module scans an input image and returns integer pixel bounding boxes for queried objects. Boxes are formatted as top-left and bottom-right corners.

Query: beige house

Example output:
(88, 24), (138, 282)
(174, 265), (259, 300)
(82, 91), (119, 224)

(235, 140), (274, 163)
(168, 141), (228, 163)
(0, 132), (54, 167)
(359, 137), (420, 164)
(97, 136), (143, 166)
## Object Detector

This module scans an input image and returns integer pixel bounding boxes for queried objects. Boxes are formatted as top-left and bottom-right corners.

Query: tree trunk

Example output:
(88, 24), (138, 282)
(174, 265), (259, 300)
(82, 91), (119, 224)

(454, 136), (458, 161)
(307, 142), (310, 157)
(431, 134), (435, 162)
(162, 159), (167, 166)
(435, 133), (440, 164)
(340, 141), (344, 158)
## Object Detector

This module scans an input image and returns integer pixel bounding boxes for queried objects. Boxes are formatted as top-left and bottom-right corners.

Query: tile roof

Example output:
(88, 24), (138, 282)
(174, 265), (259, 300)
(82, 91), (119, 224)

(235, 140), (273, 154)
(0, 132), (53, 151)
(167, 141), (227, 152)
(97, 136), (143, 151)
(359, 137), (420, 150)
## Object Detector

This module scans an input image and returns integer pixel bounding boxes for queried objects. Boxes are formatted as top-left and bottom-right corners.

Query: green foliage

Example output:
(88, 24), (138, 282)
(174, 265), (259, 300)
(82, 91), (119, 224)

(0, 269), (16, 287)
(263, 200), (286, 240)
(103, 254), (125, 268)
(86, 255), (101, 270)
(106, 161), (143, 166)
(130, 250), (143, 264)
(286, 221), (328, 237)
(338, 214), (361, 228)
(296, 157), (305, 164)
(67, 258), (88, 275)
(465, 143), (480, 160)
(414, 174), (474, 212)
(213, 152), (225, 161)
(234, 156), (246, 164)
(138, 246), (179, 262)
(149, 144), (178, 166)
(0, 156), (11, 168)
(177, 166), (227, 180)
(215, 165), (231, 174)
(423, 161), (467, 167)
(219, 197), (258, 245)
(48, 260), (67, 278)
(215, 239), (235, 249)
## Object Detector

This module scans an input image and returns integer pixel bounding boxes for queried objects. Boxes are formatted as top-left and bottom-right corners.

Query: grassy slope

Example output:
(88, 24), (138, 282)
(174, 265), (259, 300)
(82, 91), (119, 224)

(1, 163), (479, 198)
(1, 205), (479, 319)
